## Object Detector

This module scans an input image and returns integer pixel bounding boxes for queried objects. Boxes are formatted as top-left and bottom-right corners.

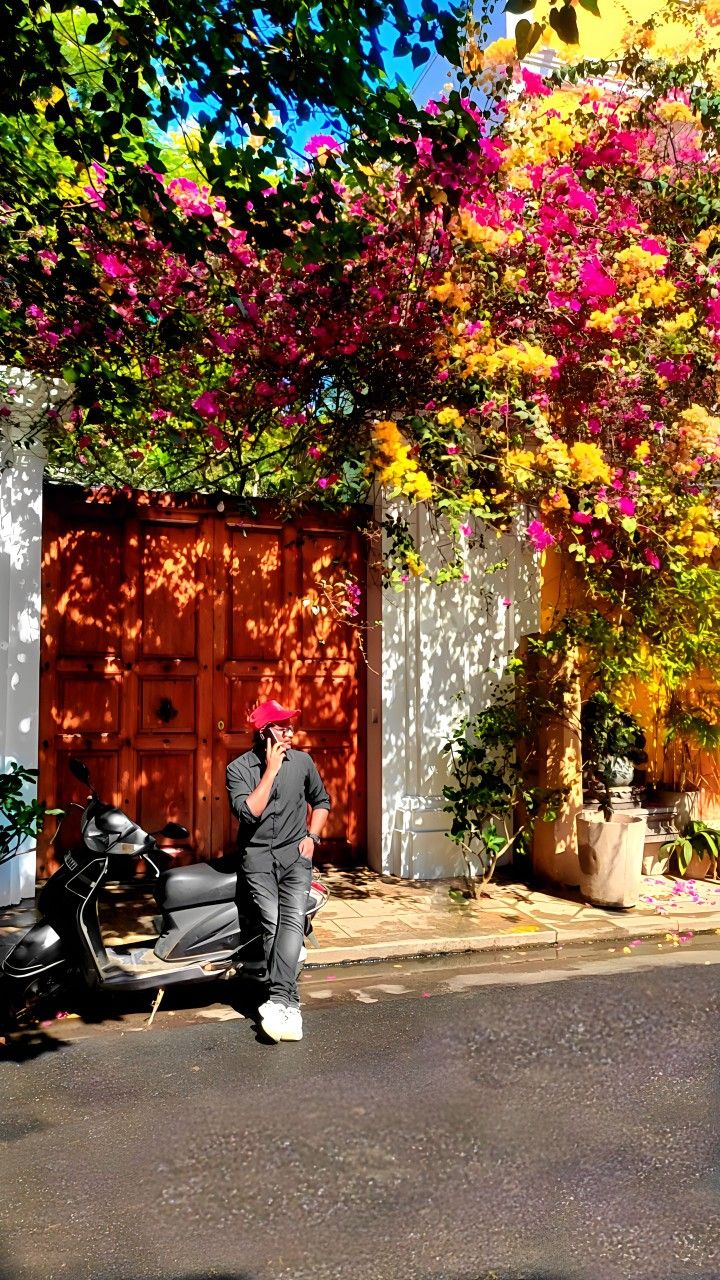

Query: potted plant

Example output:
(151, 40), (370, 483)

(660, 818), (720, 880)
(441, 684), (563, 898)
(0, 764), (60, 908)
(576, 694), (647, 909)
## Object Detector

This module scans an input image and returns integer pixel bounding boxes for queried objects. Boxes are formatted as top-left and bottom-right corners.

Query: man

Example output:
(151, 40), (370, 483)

(226, 698), (330, 1043)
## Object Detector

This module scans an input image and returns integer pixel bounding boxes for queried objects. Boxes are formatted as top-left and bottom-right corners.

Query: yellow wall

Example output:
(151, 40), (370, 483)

(539, 549), (720, 811)
(512, 1), (717, 65)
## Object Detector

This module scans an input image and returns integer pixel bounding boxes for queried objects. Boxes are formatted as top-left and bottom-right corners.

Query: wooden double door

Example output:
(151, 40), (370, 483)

(38, 489), (367, 875)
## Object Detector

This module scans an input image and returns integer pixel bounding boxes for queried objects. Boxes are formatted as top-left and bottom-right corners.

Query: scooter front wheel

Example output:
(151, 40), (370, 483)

(0, 967), (71, 1031)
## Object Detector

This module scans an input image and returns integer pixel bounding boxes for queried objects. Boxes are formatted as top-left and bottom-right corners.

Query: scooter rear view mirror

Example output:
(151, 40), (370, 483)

(69, 757), (92, 786)
(155, 822), (190, 841)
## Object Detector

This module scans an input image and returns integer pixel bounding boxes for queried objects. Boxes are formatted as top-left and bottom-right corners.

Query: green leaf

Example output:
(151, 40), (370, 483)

(505, 0), (536, 12)
(577, 0), (601, 13)
(515, 19), (544, 58)
(549, 4), (579, 44)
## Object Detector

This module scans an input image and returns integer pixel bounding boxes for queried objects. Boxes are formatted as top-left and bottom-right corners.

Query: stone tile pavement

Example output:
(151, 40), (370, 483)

(3, 867), (720, 969)
(307, 866), (720, 963)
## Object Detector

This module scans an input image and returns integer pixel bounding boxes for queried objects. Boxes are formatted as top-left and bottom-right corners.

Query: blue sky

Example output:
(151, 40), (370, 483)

(288, 2), (507, 157)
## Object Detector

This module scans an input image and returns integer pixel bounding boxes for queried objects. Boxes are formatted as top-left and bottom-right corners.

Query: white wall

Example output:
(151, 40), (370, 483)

(0, 371), (65, 904)
(367, 502), (540, 879)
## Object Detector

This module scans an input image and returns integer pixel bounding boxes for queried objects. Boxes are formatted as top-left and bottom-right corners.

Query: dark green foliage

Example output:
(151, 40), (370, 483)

(0, 764), (62, 864)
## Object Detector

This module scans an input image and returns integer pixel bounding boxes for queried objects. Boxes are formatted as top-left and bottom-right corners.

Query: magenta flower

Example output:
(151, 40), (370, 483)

(579, 257), (617, 298)
(521, 68), (551, 97)
(305, 135), (343, 157)
(459, 524), (472, 537)
(192, 391), (221, 418)
(618, 497), (636, 516)
(526, 519), (556, 551)
(96, 252), (130, 280)
(572, 511), (593, 525)
(643, 548), (661, 570)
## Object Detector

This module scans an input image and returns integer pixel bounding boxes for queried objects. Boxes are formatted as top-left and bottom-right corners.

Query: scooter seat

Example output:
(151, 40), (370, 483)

(156, 859), (238, 911)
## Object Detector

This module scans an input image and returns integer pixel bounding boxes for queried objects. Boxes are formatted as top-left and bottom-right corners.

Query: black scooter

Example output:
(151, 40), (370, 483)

(0, 758), (328, 1027)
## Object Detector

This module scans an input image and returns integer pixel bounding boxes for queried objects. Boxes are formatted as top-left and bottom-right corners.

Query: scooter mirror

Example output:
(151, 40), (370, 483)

(69, 757), (92, 786)
(155, 822), (190, 841)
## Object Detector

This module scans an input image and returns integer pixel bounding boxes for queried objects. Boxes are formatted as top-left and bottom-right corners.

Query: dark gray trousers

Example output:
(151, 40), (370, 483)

(242, 854), (312, 1007)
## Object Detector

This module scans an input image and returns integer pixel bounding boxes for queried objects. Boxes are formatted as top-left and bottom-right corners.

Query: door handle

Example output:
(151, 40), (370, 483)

(217, 720), (225, 731)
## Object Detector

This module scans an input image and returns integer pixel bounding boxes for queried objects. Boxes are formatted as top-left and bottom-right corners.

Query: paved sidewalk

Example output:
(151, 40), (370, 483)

(3, 867), (720, 968)
(307, 867), (720, 963)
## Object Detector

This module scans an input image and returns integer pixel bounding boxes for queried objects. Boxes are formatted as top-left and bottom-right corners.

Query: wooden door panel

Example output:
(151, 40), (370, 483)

(55, 525), (123, 656)
(226, 528), (288, 661)
(139, 522), (205, 658)
(55, 675), (121, 734)
(139, 678), (196, 734)
(295, 669), (356, 731)
(299, 531), (356, 661)
(137, 751), (195, 833)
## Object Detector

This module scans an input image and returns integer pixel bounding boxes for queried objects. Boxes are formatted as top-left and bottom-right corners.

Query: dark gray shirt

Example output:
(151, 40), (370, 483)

(226, 746), (331, 870)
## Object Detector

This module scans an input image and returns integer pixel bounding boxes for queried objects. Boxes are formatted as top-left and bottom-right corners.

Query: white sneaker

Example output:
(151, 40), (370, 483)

(280, 1007), (303, 1041)
(259, 1000), (288, 1042)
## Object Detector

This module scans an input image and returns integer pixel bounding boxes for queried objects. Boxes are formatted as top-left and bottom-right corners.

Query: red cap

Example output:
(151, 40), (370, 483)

(248, 699), (300, 731)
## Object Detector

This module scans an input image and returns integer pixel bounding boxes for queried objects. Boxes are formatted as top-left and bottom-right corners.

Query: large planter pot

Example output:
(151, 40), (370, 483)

(576, 811), (647, 909)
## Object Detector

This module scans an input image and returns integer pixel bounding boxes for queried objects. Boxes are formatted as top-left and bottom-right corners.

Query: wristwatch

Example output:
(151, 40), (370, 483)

(306, 832), (322, 846)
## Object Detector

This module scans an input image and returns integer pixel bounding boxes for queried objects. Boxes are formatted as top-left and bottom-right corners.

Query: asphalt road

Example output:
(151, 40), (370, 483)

(2, 941), (720, 1280)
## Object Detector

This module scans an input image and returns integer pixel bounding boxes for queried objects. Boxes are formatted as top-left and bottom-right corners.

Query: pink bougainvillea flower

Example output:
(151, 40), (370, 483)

(572, 511), (593, 525)
(459, 523), (472, 537)
(521, 68), (551, 97)
(618, 496), (636, 516)
(643, 548), (661, 569)
(96, 252), (131, 280)
(192, 391), (221, 418)
(579, 256), (617, 298)
(447, 444), (461, 455)
(589, 541), (614, 561)
(526, 519), (556, 551)
(502, 597), (512, 608)
(307, 446), (323, 459)
(207, 424), (228, 453)
(305, 134), (343, 157)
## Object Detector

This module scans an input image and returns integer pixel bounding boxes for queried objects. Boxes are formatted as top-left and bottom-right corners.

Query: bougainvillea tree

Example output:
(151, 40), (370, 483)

(6, 23), (720, 736)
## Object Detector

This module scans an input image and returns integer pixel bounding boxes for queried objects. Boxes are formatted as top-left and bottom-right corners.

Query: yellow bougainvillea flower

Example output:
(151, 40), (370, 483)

(568, 441), (613, 486)
(437, 407), (465, 428)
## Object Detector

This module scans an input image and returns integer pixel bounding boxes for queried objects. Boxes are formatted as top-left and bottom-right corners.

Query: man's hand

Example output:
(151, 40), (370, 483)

(299, 836), (314, 860)
(265, 736), (289, 778)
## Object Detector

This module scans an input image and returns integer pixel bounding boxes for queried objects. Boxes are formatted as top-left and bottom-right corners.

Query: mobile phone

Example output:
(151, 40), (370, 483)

(265, 726), (283, 745)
